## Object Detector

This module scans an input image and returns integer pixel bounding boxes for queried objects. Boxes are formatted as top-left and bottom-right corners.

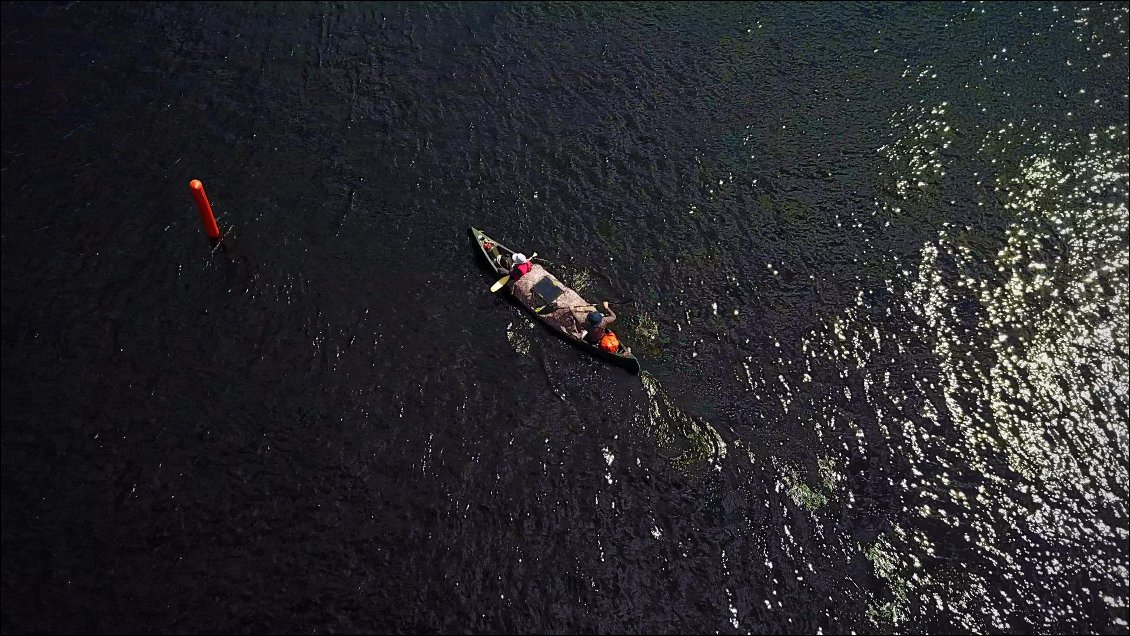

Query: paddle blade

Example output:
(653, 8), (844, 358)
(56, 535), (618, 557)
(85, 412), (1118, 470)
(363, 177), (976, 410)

(490, 275), (510, 292)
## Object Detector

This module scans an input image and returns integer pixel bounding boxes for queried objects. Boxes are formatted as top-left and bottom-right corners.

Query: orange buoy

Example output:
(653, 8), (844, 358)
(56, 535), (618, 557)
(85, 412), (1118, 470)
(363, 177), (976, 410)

(189, 179), (221, 240)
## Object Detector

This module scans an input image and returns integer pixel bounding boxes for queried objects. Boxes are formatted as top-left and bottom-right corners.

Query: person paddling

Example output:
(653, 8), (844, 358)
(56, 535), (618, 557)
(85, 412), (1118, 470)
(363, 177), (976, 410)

(581, 301), (618, 345)
(509, 252), (534, 282)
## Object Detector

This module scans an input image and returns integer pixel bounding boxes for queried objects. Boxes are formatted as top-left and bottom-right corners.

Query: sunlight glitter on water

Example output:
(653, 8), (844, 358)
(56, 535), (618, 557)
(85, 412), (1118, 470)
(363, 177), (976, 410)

(505, 319), (534, 356)
(792, 7), (1128, 627)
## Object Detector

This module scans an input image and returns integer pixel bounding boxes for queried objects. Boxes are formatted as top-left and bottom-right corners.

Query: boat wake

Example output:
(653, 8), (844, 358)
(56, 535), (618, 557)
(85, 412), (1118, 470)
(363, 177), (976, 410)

(505, 314), (728, 471)
(635, 372), (728, 473)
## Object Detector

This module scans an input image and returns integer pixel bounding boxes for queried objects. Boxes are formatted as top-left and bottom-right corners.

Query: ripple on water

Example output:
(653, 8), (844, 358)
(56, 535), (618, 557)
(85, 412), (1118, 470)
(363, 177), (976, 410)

(795, 6), (1128, 629)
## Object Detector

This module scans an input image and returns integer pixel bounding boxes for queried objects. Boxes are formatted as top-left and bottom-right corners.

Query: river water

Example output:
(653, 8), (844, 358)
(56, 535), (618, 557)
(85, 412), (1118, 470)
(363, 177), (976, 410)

(1, 2), (1126, 633)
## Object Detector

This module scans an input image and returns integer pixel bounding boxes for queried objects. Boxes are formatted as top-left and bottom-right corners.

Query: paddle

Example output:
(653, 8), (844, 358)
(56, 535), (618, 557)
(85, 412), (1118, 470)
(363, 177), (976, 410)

(490, 252), (536, 292)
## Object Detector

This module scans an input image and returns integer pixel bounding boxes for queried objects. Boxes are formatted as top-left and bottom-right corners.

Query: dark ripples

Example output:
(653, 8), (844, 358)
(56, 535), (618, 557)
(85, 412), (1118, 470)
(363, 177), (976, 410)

(2, 2), (1126, 633)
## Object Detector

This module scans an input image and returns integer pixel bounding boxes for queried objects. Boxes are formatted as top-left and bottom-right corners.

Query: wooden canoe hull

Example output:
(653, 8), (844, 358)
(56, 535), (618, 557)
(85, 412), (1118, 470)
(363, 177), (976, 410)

(470, 227), (641, 374)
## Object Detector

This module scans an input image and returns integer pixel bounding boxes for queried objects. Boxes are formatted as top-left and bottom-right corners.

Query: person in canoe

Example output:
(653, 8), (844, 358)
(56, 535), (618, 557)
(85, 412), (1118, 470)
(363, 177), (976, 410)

(508, 252), (533, 282)
(582, 301), (627, 353)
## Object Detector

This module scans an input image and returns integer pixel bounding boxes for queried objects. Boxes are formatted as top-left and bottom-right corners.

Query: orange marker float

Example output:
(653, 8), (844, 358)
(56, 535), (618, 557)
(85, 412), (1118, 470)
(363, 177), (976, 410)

(189, 179), (221, 240)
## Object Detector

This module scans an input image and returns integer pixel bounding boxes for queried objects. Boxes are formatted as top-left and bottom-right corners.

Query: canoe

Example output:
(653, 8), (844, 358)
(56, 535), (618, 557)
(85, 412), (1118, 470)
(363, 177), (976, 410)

(470, 227), (641, 374)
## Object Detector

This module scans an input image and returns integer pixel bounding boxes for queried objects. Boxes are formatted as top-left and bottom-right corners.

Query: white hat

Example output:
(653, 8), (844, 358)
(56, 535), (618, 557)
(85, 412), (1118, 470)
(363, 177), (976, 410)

(512, 253), (527, 264)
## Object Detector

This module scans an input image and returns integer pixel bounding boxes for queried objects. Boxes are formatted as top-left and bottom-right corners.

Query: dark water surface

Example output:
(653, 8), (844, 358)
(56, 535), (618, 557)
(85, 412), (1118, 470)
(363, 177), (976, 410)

(2, 2), (1127, 633)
